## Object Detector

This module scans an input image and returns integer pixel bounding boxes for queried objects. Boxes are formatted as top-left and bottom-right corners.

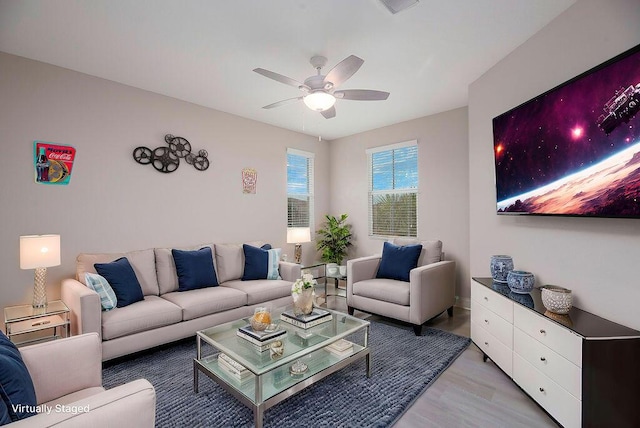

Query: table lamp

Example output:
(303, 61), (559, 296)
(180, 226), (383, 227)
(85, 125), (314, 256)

(20, 234), (60, 308)
(286, 227), (311, 264)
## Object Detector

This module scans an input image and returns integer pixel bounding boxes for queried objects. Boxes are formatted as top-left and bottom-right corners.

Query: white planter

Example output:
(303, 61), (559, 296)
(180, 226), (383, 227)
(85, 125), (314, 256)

(326, 263), (338, 275)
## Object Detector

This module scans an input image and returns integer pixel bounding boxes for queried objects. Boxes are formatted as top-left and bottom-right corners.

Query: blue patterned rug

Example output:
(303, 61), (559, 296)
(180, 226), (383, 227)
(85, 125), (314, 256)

(103, 320), (470, 427)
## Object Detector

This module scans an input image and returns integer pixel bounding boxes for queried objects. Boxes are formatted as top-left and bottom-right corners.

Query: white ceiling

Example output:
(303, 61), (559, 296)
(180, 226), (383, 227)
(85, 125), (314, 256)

(0, 0), (575, 140)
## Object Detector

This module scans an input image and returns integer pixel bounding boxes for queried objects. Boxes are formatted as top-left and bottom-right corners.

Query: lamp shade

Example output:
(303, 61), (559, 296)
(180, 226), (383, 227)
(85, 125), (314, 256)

(20, 235), (61, 269)
(287, 227), (311, 244)
(303, 92), (336, 112)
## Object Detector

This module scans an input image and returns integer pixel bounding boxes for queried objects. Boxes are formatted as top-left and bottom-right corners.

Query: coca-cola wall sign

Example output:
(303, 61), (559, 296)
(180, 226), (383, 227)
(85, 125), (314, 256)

(34, 141), (76, 185)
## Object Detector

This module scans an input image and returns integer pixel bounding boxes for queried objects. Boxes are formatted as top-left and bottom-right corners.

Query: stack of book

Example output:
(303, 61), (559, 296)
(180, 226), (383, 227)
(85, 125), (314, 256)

(280, 308), (332, 329)
(236, 324), (286, 352)
(217, 353), (252, 382)
(326, 339), (354, 357)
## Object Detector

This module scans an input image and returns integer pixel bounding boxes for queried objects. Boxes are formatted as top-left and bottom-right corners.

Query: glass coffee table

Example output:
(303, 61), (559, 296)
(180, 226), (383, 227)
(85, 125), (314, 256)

(194, 306), (370, 428)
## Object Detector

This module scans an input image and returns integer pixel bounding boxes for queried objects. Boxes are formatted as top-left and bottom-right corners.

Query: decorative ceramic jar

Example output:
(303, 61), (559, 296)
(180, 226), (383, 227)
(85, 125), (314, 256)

(541, 285), (572, 314)
(506, 270), (535, 294)
(490, 255), (514, 283)
(250, 307), (271, 331)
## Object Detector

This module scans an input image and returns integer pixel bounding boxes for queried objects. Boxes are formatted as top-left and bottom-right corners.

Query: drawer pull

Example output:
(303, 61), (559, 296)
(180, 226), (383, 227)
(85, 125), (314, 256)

(540, 357), (546, 362)
(539, 329), (546, 334)
(539, 387), (545, 393)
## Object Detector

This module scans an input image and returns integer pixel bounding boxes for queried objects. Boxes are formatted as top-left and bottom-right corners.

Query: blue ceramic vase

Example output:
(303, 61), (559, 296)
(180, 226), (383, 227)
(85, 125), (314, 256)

(490, 255), (514, 283)
(507, 270), (535, 294)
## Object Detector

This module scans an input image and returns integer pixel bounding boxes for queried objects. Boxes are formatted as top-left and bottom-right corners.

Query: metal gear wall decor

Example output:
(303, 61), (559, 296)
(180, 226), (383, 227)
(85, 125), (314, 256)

(133, 134), (210, 174)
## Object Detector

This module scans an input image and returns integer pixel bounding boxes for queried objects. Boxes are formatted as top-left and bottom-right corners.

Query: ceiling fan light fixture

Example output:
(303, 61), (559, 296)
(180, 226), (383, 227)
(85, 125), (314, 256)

(303, 92), (336, 112)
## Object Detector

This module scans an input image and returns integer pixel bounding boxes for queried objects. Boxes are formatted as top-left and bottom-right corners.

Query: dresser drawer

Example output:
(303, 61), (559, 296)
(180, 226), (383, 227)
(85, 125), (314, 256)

(513, 304), (582, 367)
(471, 280), (514, 323)
(514, 327), (581, 399)
(471, 320), (512, 376)
(471, 301), (513, 349)
(513, 353), (581, 428)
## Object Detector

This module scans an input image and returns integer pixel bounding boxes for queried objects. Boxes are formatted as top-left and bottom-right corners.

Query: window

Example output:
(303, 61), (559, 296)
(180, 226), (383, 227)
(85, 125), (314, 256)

(287, 148), (314, 228)
(367, 140), (418, 237)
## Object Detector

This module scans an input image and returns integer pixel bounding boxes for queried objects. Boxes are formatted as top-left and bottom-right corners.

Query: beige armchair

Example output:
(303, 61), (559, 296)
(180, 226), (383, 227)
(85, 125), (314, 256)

(347, 239), (456, 335)
(12, 333), (156, 427)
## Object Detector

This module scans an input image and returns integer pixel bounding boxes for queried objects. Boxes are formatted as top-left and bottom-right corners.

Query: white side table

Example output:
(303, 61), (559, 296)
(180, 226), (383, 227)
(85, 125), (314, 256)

(4, 300), (70, 346)
(326, 271), (347, 298)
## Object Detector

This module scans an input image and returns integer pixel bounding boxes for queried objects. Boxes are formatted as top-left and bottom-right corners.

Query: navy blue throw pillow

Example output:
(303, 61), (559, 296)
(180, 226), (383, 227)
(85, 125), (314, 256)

(242, 244), (268, 280)
(171, 247), (219, 291)
(242, 244), (281, 281)
(0, 331), (37, 422)
(376, 242), (423, 282)
(94, 257), (144, 307)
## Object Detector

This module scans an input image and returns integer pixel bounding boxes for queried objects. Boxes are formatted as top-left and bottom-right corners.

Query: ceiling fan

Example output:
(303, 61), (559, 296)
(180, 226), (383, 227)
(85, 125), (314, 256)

(253, 55), (390, 119)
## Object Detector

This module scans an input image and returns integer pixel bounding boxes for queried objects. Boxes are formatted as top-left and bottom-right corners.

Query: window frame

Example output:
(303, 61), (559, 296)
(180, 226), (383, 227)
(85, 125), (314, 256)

(366, 140), (419, 238)
(286, 148), (315, 231)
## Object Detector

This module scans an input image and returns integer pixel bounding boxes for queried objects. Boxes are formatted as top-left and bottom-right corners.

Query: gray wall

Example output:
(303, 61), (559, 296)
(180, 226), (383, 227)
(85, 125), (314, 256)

(328, 108), (470, 303)
(5, 0), (640, 334)
(469, 0), (640, 329)
(0, 52), (329, 311)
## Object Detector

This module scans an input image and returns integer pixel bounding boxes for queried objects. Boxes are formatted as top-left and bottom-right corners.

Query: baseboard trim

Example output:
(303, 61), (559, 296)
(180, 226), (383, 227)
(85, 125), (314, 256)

(455, 297), (471, 311)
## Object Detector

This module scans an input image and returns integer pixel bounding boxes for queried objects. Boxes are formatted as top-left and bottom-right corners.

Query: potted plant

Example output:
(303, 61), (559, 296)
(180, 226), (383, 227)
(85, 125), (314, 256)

(316, 214), (353, 274)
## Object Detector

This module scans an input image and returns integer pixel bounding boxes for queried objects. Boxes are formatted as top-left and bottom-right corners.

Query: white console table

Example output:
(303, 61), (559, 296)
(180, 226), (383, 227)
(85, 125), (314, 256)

(471, 277), (640, 428)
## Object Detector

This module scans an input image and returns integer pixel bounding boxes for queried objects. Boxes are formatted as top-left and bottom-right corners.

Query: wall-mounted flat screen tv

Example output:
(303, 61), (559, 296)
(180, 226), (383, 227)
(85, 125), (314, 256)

(492, 43), (640, 218)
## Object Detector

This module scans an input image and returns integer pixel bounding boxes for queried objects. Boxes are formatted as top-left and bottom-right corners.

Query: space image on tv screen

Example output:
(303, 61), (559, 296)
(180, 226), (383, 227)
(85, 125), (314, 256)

(492, 43), (640, 218)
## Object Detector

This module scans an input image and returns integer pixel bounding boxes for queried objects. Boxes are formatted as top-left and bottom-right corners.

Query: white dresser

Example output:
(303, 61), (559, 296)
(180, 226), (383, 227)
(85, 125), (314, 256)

(471, 278), (640, 428)
(470, 279), (514, 375)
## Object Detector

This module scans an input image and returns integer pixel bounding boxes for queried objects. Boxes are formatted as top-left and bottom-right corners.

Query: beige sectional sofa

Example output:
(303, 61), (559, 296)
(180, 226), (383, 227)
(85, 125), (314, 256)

(61, 241), (300, 361)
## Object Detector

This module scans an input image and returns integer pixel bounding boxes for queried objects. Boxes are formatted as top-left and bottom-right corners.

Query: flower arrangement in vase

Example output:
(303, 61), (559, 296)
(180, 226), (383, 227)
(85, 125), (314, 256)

(291, 273), (316, 315)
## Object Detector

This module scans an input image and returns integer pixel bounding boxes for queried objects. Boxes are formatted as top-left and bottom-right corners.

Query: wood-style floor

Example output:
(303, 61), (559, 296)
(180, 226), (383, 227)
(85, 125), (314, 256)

(323, 284), (560, 428)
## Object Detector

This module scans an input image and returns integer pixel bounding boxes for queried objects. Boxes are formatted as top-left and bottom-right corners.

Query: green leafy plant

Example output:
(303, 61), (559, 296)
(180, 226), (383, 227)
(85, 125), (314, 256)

(316, 214), (353, 264)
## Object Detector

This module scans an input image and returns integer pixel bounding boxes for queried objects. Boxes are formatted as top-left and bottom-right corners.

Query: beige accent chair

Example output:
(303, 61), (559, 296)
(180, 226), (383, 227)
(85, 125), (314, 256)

(13, 333), (156, 427)
(347, 239), (456, 335)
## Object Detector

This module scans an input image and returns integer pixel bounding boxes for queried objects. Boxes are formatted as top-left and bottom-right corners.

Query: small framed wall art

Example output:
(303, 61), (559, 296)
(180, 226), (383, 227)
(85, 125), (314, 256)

(33, 141), (76, 185)
(242, 168), (257, 194)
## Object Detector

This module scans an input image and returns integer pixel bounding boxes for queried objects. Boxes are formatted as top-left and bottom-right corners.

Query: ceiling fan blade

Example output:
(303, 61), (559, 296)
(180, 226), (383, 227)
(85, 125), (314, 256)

(334, 89), (390, 101)
(253, 68), (309, 91)
(324, 55), (364, 88)
(321, 106), (336, 119)
(262, 97), (303, 109)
